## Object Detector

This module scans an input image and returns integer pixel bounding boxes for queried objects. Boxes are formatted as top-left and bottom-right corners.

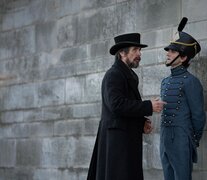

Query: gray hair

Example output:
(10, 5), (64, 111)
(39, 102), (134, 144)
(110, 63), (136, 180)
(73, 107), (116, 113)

(115, 47), (130, 60)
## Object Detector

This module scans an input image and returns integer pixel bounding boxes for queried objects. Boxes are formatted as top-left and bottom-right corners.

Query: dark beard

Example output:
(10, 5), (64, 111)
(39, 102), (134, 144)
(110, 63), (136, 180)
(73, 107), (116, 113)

(129, 63), (138, 68)
(126, 60), (139, 68)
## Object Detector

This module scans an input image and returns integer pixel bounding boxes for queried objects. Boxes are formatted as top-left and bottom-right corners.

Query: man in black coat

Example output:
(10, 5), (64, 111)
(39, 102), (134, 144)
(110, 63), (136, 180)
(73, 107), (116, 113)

(87, 33), (166, 180)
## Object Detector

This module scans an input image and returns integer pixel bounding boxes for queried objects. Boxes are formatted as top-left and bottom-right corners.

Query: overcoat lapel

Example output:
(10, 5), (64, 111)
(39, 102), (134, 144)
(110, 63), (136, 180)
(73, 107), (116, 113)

(113, 59), (141, 99)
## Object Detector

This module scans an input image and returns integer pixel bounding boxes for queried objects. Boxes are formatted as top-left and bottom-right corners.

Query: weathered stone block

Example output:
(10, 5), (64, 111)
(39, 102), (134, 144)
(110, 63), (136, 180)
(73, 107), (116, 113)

(1, 0), (34, 30)
(41, 65), (66, 81)
(136, 0), (180, 31)
(1, 110), (24, 124)
(76, 6), (117, 44)
(3, 84), (38, 110)
(23, 109), (43, 122)
(141, 49), (158, 65)
(89, 40), (111, 59)
(142, 28), (172, 49)
(0, 124), (13, 138)
(193, 131), (207, 170)
(9, 0), (59, 26)
(0, 168), (15, 180)
(0, 26), (35, 60)
(28, 0), (46, 23)
(73, 136), (96, 168)
(15, 167), (34, 180)
(72, 103), (101, 119)
(43, 0), (59, 22)
(0, 139), (16, 167)
(192, 170), (207, 180)
(117, 0), (128, 3)
(66, 76), (85, 104)
(54, 119), (84, 136)
(13, 122), (53, 138)
(58, 0), (80, 18)
(80, 0), (98, 11)
(143, 133), (162, 170)
(79, 171), (88, 180)
(157, 48), (167, 63)
(182, 0), (207, 22)
(142, 65), (170, 96)
(38, 79), (65, 107)
(1, 10), (15, 31)
(38, 51), (62, 70)
(60, 45), (88, 64)
(41, 137), (76, 167)
(0, 55), (40, 84)
(35, 21), (57, 53)
(76, 10), (101, 44)
(16, 139), (42, 166)
(85, 73), (103, 102)
(33, 169), (59, 180)
(151, 134), (162, 169)
(200, 40), (207, 57)
(63, 57), (110, 77)
(188, 57), (207, 92)
(84, 118), (99, 135)
(97, 0), (116, 8)
(12, 7), (33, 29)
(185, 20), (207, 41)
(143, 169), (164, 180)
(57, 16), (77, 48)
(43, 106), (72, 121)
(33, 168), (84, 180)
(151, 114), (162, 133)
(99, 6), (118, 39)
(116, 1), (137, 33)
(0, 60), (11, 86)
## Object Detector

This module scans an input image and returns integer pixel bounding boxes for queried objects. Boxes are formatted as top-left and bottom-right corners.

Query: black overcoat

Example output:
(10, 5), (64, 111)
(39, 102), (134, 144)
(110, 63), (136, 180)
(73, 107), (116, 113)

(87, 58), (153, 180)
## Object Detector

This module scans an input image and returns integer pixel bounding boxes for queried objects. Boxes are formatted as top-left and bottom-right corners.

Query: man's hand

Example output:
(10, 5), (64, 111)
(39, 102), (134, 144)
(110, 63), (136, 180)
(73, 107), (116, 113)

(144, 119), (153, 134)
(151, 98), (166, 113)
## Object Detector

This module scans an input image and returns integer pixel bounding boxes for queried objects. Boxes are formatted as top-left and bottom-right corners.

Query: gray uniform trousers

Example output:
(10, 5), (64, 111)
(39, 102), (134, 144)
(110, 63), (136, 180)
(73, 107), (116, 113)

(160, 126), (193, 180)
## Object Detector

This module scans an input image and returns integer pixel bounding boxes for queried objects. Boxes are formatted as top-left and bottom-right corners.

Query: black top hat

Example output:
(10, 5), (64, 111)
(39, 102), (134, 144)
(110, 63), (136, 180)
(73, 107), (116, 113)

(109, 33), (148, 55)
(164, 31), (201, 59)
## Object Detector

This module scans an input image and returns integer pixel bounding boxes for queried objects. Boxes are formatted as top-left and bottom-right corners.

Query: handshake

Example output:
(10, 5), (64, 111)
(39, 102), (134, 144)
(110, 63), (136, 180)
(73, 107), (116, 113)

(151, 98), (167, 113)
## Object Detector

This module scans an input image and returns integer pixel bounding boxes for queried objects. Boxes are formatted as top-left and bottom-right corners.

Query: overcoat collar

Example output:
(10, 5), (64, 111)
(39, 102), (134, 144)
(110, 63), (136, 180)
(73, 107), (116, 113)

(113, 58), (140, 99)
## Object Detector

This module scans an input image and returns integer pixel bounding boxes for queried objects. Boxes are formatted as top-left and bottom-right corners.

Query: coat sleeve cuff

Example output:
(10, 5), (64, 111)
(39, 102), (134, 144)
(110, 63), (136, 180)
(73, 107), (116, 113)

(142, 100), (153, 116)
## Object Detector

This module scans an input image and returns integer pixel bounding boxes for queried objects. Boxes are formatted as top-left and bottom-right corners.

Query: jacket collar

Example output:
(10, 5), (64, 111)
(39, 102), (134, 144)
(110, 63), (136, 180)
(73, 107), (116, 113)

(171, 65), (187, 76)
(113, 58), (136, 80)
(113, 58), (140, 99)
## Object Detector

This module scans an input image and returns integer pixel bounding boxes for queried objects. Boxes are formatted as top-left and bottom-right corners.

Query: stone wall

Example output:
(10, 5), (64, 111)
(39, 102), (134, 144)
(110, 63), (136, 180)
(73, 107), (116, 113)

(0, 0), (206, 179)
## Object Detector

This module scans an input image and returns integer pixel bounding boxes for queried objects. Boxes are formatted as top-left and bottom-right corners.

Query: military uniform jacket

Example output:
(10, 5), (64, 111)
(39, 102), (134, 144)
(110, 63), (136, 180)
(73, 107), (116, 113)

(87, 58), (153, 180)
(160, 65), (206, 162)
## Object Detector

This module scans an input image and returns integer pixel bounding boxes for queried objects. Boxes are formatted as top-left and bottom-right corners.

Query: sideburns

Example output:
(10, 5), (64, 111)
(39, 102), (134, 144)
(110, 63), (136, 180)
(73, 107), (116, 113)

(115, 47), (130, 59)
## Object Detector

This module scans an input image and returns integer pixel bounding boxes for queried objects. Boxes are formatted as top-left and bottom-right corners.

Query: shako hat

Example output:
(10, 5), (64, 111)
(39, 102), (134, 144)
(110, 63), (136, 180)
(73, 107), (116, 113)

(164, 17), (201, 59)
(110, 33), (148, 55)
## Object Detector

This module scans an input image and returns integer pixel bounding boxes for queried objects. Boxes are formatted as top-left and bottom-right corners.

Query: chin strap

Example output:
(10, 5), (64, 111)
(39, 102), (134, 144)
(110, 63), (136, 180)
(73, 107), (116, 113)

(165, 54), (180, 67)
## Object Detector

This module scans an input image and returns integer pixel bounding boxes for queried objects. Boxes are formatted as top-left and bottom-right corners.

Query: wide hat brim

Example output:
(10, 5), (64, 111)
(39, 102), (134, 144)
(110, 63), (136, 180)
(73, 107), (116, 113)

(110, 42), (148, 55)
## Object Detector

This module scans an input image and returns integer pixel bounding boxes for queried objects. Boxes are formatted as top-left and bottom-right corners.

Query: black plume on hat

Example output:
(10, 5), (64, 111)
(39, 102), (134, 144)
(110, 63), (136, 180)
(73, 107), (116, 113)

(164, 17), (201, 59)
(109, 33), (147, 55)
(178, 17), (188, 32)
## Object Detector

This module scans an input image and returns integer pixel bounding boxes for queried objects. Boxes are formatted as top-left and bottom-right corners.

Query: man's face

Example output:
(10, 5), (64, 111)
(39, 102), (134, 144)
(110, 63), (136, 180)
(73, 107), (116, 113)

(121, 46), (141, 68)
(166, 49), (186, 68)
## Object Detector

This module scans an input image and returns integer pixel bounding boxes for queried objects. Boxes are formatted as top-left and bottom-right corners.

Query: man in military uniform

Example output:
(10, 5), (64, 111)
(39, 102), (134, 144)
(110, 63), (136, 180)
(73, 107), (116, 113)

(160, 18), (206, 180)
